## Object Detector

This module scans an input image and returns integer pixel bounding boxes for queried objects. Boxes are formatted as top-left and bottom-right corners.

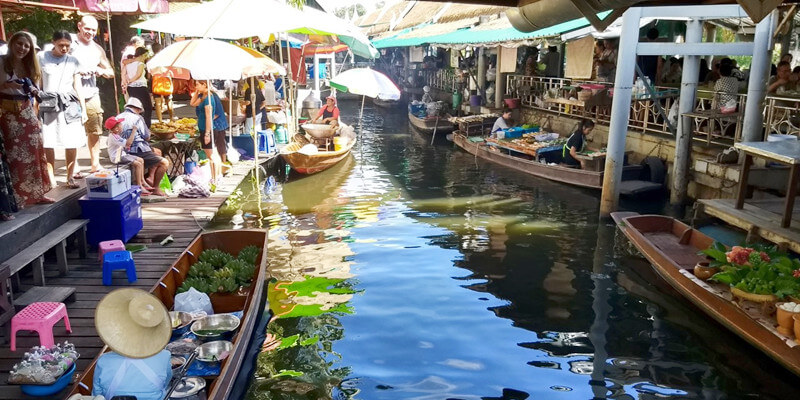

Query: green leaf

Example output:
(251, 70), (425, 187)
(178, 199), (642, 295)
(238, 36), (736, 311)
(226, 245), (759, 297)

(299, 336), (320, 346)
(278, 334), (299, 349)
(710, 271), (736, 285)
(272, 369), (304, 377)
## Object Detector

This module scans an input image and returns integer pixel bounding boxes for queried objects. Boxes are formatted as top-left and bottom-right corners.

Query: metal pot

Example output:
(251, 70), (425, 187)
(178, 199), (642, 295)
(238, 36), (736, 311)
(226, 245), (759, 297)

(302, 92), (321, 109)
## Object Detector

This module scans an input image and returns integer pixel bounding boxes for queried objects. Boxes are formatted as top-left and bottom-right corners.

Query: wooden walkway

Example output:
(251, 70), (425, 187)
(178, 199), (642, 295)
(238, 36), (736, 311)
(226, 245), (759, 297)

(700, 197), (800, 253)
(0, 158), (271, 399)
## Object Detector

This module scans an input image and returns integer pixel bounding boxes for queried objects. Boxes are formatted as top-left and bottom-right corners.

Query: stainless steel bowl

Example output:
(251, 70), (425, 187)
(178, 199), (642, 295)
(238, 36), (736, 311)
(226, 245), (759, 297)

(195, 340), (233, 363)
(170, 311), (193, 329)
(190, 314), (240, 341)
(301, 123), (336, 139)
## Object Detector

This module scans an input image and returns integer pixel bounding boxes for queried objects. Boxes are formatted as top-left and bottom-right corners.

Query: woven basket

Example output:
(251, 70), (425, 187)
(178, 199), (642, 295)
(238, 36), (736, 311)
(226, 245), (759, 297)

(577, 90), (593, 102)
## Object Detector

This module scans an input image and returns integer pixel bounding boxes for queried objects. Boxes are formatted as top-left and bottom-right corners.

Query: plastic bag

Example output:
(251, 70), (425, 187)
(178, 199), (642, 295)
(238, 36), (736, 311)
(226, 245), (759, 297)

(174, 287), (213, 315)
(227, 142), (240, 163)
(159, 174), (172, 193)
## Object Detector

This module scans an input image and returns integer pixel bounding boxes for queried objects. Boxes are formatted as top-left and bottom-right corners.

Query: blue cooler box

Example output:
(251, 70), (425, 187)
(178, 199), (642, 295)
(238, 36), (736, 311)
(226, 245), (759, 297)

(79, 186), (143, 246)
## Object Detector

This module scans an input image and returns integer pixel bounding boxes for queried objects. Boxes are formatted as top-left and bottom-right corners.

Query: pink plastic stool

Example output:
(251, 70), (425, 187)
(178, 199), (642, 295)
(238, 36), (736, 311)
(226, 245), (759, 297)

(98, 240), (125, 261)
(10, 302), (72, 351)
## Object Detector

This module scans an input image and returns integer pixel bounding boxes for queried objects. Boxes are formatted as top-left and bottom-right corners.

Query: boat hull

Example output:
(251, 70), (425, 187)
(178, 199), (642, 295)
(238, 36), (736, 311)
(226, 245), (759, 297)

(454, 133), (603, 189)
(408, 112), (456, 134)
(67, 229), (269, 400)
(373, 97), (404, 108)
(612, 213), (800, 377)
(280, 125), (356, 175)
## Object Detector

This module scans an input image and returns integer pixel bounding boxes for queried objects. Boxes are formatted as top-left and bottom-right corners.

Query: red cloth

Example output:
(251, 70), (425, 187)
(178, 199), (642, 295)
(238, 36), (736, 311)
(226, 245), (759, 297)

(287, 48), (307, 85)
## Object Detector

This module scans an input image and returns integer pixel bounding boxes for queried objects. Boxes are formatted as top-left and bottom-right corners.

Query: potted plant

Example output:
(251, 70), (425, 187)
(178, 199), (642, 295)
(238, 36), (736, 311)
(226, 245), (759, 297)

(178, 246), (259, 313)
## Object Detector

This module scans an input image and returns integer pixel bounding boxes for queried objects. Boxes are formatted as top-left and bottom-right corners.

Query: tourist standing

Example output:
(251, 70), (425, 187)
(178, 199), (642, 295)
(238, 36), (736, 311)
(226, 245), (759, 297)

(543, 46), (560, 77)
(596, 39), (617, 83)
(40, 31), (87, 189)
(71, 15), (114, 176)
(0, 32), (52, 211)
(191, 80), (228, 182)
(124, 47), (152, 128)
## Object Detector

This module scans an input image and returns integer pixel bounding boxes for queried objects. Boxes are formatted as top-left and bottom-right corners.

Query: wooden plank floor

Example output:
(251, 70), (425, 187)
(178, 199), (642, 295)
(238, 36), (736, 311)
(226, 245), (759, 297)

(700, 197), (800, 253)
(0, 158), (272, 399)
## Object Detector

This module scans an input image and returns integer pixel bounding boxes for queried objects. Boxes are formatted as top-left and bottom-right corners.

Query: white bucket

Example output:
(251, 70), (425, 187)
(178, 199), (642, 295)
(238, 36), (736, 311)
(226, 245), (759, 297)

(767, 134), (798, 142)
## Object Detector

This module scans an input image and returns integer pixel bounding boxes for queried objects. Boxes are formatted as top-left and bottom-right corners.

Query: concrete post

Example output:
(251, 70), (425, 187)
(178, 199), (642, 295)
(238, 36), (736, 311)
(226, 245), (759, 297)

(313, 53), (320, 93)
(599, 7), (641, 217)
(670, 18), (703, 205)
(742, 10), (777, 142)
(495, 47), (504, 109)
(703, 23), (717, 64)
(477, 47), (486, 104)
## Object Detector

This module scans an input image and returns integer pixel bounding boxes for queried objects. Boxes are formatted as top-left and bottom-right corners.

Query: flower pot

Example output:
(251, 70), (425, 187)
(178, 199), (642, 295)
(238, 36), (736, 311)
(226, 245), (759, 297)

(693, 261), (719, 280)
(776, 303), (800, 336)
(209, 290), (247, 313)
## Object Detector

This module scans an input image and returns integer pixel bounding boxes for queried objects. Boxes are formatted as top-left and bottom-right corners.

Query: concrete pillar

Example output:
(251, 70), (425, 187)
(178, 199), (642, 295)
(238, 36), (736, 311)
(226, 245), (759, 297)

(495, 47), (504, 109)
(742, 10), (777, 142)
(703, 23), (717, 64)
(670, 18), (703, 205)
(477, 47), (486, 104)
(313, 53), (320, 93)
(599, 7), (641, 217)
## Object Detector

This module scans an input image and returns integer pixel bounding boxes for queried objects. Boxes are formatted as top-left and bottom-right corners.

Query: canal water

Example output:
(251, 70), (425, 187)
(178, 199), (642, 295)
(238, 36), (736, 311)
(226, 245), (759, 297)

(209, 100), (798, 399)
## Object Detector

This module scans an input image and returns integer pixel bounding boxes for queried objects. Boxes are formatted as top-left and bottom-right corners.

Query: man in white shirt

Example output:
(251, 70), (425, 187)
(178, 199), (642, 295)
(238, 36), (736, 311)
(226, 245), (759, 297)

(491, 109), (513, 136)
(71, 16), (115, 176)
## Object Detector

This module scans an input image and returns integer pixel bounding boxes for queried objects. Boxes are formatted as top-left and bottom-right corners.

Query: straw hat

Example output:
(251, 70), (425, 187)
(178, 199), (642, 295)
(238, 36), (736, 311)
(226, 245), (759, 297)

(125, 97), (143, 111)
(95, 288), (171, 359)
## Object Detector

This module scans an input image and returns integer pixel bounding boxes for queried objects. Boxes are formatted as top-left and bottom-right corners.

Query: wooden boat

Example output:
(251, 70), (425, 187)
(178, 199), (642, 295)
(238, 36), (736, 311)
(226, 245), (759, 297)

(611, 212), (800, 377)
(408, 111), (456, 135)
(67, 229), (269, 400)
(280, 124), (356, 174)
(454, 132), (603, 189)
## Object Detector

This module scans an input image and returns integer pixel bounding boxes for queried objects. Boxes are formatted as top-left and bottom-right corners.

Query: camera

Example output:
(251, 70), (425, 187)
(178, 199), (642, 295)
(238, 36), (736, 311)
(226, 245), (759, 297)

(14, 78), (33, 94)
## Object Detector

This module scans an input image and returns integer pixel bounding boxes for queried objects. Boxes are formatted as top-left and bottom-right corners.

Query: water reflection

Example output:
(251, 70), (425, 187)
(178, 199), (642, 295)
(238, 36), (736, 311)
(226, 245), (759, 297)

(204, 100), (799, 400)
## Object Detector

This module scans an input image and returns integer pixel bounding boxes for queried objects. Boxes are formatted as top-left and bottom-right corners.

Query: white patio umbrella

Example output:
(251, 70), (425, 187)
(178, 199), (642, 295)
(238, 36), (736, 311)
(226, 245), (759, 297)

(132, 0), (378, 58)
(330, 68), (400, 148)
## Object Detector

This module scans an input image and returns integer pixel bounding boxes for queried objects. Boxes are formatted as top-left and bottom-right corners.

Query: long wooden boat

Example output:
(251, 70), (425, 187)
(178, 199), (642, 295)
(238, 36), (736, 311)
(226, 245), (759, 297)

(408, 111), (456, 135)
(66, 229), (269, 400)
(280, 124), (356, 174)
(454, 132), (603, 189)
(611, 212), (800, 376)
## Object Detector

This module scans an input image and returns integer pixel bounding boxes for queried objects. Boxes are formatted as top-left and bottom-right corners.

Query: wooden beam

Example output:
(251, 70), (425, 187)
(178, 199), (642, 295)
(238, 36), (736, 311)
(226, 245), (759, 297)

(737, 0), (784, 23)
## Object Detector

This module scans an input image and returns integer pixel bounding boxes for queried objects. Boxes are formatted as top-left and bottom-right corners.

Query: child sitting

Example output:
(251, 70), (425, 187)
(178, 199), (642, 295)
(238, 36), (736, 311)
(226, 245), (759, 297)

(104, 116), (154, 195)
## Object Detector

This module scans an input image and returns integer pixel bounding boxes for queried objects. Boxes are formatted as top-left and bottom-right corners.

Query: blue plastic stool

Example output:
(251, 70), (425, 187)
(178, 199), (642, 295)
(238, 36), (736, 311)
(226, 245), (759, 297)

(102, 251), (137, 286)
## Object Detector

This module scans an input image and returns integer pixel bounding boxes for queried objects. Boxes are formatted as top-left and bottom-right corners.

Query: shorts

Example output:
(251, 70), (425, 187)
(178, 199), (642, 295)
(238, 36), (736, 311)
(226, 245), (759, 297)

(84, 95), (103, 136)
(200, 129), (227, 156)
(132, 151), (165, 169)
(114, 154), (141, 165)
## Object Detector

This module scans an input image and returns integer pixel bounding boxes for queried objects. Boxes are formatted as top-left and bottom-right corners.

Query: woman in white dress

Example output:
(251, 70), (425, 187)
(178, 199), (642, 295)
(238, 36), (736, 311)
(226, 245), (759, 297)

(38, 30), (87, 188)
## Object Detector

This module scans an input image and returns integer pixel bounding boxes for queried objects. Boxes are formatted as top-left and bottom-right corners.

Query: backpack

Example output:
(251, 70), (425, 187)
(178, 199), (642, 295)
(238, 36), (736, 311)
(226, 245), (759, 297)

(152, 75), (173, 96)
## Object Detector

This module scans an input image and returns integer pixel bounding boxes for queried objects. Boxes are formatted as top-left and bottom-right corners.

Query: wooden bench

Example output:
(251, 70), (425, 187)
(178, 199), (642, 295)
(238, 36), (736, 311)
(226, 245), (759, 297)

(0, 219), (88, 287)
(0, 267), (13, 344)
(12, 286), (76, 312)
(683, 109), (741, 144)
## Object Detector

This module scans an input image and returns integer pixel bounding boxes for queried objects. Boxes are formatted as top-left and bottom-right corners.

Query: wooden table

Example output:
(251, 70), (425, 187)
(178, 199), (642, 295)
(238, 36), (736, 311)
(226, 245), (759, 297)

(734, 141), (800, 228)
(574, 151), (607, 172)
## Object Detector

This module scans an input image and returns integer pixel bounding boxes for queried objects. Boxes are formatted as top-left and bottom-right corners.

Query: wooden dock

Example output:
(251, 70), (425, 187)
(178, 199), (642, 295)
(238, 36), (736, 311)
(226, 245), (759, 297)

(0, 158), (272, 399)
(699, 197), (800, 253)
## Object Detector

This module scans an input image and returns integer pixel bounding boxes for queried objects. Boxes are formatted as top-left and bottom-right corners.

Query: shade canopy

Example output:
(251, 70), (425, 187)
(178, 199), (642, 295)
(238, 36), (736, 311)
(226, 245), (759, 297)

(330, 68), (400, 100)
(45, 0), (166, 13)
(147, 39), (283, 81)
(132, 0), (378, 58)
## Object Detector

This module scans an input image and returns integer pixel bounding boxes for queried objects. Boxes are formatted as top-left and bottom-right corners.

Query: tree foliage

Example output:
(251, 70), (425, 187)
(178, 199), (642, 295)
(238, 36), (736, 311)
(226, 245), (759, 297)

(3, 10), (80, 46)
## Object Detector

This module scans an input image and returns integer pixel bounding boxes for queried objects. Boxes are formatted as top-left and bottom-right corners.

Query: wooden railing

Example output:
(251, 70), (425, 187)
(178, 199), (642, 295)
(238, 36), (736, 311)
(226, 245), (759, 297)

(421, 69), (458, 93)
(505, 74), (788, 144)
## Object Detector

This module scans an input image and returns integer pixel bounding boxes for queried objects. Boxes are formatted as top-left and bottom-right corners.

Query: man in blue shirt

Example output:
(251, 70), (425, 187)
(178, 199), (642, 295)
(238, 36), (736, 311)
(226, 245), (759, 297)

(190, 80), (229, 182)
(119, 97), (169, 196)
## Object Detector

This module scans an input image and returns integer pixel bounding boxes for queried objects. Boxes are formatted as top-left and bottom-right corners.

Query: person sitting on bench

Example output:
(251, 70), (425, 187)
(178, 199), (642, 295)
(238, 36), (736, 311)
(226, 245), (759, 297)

(104, 116), (151, 194)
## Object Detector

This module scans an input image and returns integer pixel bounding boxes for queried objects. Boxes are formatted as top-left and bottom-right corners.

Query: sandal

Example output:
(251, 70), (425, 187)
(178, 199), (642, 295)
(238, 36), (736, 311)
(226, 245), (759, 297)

(37, 196), (56, 204)
(72, 172), (85, 180)
(66, 180), (80, 189)
(0, 212), (14, 221)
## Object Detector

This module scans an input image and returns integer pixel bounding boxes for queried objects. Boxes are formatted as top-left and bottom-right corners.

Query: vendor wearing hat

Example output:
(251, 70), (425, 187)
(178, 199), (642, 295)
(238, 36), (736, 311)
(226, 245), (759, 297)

(421, 86), (433, 104)
(311, 95), (339, 127)
(118, 97), (169, 196)
(92, 288), (172, 400)
(104, 116), (150, 193)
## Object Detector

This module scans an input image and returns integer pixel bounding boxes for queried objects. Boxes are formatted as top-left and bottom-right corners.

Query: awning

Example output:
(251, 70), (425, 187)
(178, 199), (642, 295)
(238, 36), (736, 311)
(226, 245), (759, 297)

(372, 11), (611, 49)
(44, 0), (167, 13)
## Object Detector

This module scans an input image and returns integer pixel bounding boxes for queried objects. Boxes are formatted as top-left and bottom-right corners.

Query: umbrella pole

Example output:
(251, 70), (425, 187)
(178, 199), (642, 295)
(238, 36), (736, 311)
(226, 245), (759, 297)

(359, 94), (364, 165)
(228, 86), (232, 141)
(285, 36), (296, 136)
(251, 76), (258, 169)
(430, 117), (439, 146)
(207, 79), (218, 182)
(105, 11), (120, 115)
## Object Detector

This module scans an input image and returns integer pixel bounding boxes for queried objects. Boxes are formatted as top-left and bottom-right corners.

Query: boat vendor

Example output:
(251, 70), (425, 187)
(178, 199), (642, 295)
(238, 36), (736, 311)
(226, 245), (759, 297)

(562, 118), (595, 169)
(311, 95), (339, 127)
(92, 288), (172, 400)
(491, 108), (514, 136)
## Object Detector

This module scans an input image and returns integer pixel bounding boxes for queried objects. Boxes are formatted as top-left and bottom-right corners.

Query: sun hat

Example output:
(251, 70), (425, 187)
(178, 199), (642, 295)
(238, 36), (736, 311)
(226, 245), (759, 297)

(326, 95), (336, 105)
(95, 288), (171, 359)
(423, 85), (430, 93)
(103, 116), (123, 130)
(125, 97), (143, 111)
